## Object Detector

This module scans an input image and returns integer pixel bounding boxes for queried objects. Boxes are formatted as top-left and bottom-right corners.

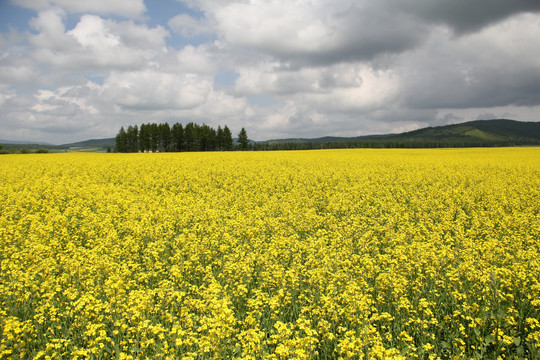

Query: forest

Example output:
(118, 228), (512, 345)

(114, 122), (248, 152)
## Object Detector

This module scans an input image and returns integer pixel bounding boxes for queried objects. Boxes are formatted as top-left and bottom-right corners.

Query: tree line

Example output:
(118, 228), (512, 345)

(249, 138), (536, 151)
(115, 122), (249, 152)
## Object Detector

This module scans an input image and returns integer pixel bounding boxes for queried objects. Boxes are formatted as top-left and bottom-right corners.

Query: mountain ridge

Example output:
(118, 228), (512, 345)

(264, 119), (540, 144)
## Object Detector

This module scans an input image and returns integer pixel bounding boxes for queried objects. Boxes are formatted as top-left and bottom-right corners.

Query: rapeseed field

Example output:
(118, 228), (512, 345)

(1, 148), (539, 359)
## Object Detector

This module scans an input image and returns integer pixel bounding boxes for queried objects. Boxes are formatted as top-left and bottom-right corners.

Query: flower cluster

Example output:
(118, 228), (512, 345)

(1, 148), (539, 359)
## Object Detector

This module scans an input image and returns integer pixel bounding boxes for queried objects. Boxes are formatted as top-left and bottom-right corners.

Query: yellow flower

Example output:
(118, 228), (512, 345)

(1, 148), (539, 359)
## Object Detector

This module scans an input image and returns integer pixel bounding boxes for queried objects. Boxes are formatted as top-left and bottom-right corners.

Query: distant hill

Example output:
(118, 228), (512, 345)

(0, 138), (115, 153)
(261, 119), (540, 149)
(0, 139), (52, 145)
(60, 138), (116, 152)
(265, 135), (368, 144)
(394, 119), (540, 142)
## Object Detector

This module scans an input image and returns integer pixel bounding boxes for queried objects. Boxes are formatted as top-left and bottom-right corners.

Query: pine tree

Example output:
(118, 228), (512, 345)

(139, 123), (151, 152)
(150, 123), (159, 152)
(217, 126), (224, 150)
(199, 124), (217, 151)
(223, 125), (233, 151)
(115, 126), (128, 153)
(238, 127), (249, 150)
(159, 123), (172, 152)
(172, 123), (184, 152)
(127, 125), (138, 152)
(184, 123), (195, 151)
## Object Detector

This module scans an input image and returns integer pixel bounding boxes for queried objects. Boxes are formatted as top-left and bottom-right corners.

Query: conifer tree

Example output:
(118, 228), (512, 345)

(150, 123), (159, 152)
(159, 123), (172, 152)
(223, 125), (233, 151)
(217, 126), (224, 150)
(139, 123), (151, 152)
(238, 127), (249, 150)
(184, 123), (195, 151)
(115, 126), (128, 152)
(172, 123), (184, 152)
(127, 125), (138, 152)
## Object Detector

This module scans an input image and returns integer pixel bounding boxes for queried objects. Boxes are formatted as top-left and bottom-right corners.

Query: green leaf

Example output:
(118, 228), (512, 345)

(484, 334), (495, 344)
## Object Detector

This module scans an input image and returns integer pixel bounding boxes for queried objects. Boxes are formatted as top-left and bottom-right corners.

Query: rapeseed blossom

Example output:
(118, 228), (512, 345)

(0, 148), (539, 359)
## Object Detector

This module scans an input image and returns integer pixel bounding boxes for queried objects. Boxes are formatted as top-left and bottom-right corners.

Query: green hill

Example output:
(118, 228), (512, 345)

(60, 138), (116, 152)
(0, 138), (115, 153)
(387, 119), (540, 146)
(258, 119), (540, 149)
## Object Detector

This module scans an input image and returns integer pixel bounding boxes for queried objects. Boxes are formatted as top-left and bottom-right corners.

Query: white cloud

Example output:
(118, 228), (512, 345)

(32, 86), (100, 115)
(302, 68), (398, 113)
(63, 15), (168, 70)
(28, 8), (72, 49)
(214, 1), (331, 52)
(0, 65), (37, 85)
(168, 13), (215, 37)
(100, 70), (213, 110)
(24, 11), (170, 76)
(13, 0), (146, 18)
(68, 15), (121, 49)
(0, 82), (105, 143)
(233, 62), (397, 113)
(174, 45), (218, 74)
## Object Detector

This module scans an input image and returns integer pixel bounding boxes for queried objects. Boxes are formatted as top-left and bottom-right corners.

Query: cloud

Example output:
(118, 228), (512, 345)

(100, 70), (213, 110)
(398, 13), (540, 109)
(28, 8), (71, 49)
(237, 63), (396, 112)
(31, 13), (170, 72)
(168, 13), (215, 38)
(12, 0), (146, 19)
(234, 62), (376, 96)
(172, 45), (218, 74)
(69, 15), (168, 67)
(299, 69), (397, 114)
(0, 65), (37, 85)
(210, 1), (427, 66)
(396, 0), (540, 35)
(0, 82), (103, 142)
(189, 0), (540, 69)
(2, 0), (540, 144)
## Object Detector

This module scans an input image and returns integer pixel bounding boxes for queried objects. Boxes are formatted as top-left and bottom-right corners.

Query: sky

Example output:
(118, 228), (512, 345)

(1, 0), (540, 144)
